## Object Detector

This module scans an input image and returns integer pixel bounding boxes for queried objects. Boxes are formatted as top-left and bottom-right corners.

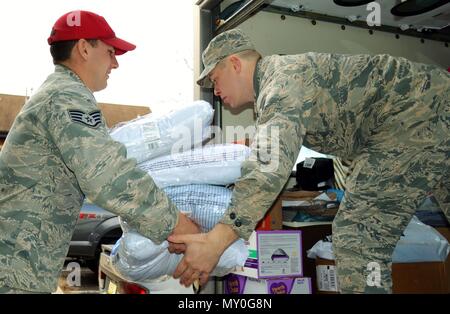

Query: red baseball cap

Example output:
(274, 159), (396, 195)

(47, 10), (136, 55)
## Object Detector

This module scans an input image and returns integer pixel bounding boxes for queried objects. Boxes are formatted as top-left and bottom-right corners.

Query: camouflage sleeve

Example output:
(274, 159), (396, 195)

(219, 76), (306, 240)
(45, 93), (178, 244)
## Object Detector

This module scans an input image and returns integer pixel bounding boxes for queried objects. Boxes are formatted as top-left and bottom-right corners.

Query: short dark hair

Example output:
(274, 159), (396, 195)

(50, 39), (98, 64)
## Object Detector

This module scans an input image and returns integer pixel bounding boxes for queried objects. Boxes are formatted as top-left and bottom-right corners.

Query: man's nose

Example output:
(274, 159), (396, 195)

(112, 55), (119, 69)
(213, 87), (220, 96)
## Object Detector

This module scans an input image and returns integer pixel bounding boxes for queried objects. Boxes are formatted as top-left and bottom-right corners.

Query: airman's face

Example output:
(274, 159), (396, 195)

(209, 58), (247, 109)
(87, 40), (119, 92)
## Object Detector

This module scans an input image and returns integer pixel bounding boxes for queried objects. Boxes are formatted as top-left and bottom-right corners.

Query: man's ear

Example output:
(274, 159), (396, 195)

(229, 55), (242, 73)
(75, 39), (90, 61)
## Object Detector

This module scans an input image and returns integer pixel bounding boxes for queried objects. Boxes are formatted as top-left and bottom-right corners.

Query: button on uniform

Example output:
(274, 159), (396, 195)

(234, 219), (242, 227)
(230, 212), (236, 220)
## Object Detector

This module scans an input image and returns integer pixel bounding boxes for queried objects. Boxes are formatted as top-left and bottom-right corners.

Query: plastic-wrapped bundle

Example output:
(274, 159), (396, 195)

(111, 220), (248, 282)
(110, 184), (249, 282)
(163, 184), (232, 232)
(139, 144), (251, 188)
(110, 100), (214, 163)
(392, 216), (450, 263)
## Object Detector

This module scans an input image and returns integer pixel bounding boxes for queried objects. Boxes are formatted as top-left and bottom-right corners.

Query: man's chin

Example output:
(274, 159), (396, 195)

(92, 86), (107, 93)
(223, 99), (240, 108)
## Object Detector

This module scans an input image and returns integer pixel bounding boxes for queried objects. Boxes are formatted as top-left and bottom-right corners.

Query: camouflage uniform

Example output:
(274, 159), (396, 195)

(199, 29), (450, 293)
(0, 65), (179, 293)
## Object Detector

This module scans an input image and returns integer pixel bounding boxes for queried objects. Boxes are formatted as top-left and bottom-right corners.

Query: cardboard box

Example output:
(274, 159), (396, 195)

(315, 258), (339, 294)
(393, 227), (450, 294)
(224, 274), (312, 294)
(255, 200), (283, 230)
(435, 227), (450, 242)
(256, 190), (321, 231)
(97, 102), (150, 128)
(314, 254), (450, 294)
(232, 230), (303, 279)
(392, 259), (450, 294)
(283, 224), (332, 294)
(0, 94), (25, 132)
(0, 93), (150, 132)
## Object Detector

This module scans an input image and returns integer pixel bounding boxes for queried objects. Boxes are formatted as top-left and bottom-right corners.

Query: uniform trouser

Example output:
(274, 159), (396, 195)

(332, 141), (449, 293)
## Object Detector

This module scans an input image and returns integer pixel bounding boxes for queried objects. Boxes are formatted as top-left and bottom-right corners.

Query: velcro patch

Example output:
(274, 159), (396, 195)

(68, 110), (102, 128)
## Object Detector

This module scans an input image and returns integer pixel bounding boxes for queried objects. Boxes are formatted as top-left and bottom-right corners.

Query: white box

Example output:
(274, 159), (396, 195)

(232, 230), (303, 279)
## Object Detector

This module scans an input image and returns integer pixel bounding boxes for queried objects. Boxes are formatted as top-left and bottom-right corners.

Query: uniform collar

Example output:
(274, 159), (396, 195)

(54, 64), (95, 98)
(253, 57), (263, 101)
(55, 64), (85, 86)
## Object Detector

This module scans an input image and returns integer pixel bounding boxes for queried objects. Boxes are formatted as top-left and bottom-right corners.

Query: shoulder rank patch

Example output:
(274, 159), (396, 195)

(67, 109), (103, 128)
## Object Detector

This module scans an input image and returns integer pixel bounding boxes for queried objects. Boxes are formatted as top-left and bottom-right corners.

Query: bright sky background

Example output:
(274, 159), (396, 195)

(0, 0), (194, 114)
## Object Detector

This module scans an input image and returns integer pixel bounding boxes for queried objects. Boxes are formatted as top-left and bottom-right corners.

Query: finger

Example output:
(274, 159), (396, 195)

(180, 268), (196, 286)
(167, 234), (185, 244)
(183, 270), (200, 287)
(168, 243), (186, 254)
(168, 233), (194, 244)
(173, 259), (188, 279)
(167, 244), (176, 254)
(199, 272), (210, 286)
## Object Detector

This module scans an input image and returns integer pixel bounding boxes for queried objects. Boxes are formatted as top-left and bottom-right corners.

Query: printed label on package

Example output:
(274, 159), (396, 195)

(316, 265), (339, 292)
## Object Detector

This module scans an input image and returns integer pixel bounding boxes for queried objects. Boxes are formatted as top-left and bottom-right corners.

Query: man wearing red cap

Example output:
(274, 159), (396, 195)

(0, 10), (199, 293)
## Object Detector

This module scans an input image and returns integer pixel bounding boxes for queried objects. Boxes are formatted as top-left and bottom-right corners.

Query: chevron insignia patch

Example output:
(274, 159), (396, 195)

(67, 110), (102, 128)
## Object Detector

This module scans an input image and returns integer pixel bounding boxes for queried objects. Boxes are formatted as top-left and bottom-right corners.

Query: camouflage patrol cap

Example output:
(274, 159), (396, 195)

(197, 29), (255, 88)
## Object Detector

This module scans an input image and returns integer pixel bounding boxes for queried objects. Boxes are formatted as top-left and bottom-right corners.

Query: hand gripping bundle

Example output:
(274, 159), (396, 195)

(110, 184), (248, 282)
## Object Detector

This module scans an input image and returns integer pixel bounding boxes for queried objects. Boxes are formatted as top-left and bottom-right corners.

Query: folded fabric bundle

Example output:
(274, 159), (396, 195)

(110, 100), (214, 164)
(138, 144), (251, 188)
(163, 184), (233, 232)
(111, 184), (248, 282)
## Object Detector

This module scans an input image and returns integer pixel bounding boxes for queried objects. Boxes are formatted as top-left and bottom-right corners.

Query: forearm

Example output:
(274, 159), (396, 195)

(220, 167), (289, 240)
(208, 223), (239, 253)
(219, 100), (304, 240)
(61, 136), (179, 243)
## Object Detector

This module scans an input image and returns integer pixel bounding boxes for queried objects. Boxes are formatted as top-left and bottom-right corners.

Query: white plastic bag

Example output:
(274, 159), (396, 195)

(110, 184), (249, 281)
(307, 216), (450, 263)
(110, 101), (214, 163)
(306, 237), (334, 260)
(111, 218), (248, 282)
(392, 216), (450, 263)
(138, 144), (251, 188)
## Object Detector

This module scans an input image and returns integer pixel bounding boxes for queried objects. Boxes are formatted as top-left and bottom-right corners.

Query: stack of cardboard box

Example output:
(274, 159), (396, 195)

(223, 190), (331, 294)
(224, 230), (312, 294)
(278, 190), (335, 294)
(231, 187), (450, 294)
(311, 227), (450, 294)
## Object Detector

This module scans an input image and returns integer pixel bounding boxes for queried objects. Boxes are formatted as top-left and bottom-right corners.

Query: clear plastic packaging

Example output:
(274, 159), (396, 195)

(109, 100), (214, 164)
(392, 215), (450, 263)
(138, 144), (251, 188)
(307, 216), (450, 263)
